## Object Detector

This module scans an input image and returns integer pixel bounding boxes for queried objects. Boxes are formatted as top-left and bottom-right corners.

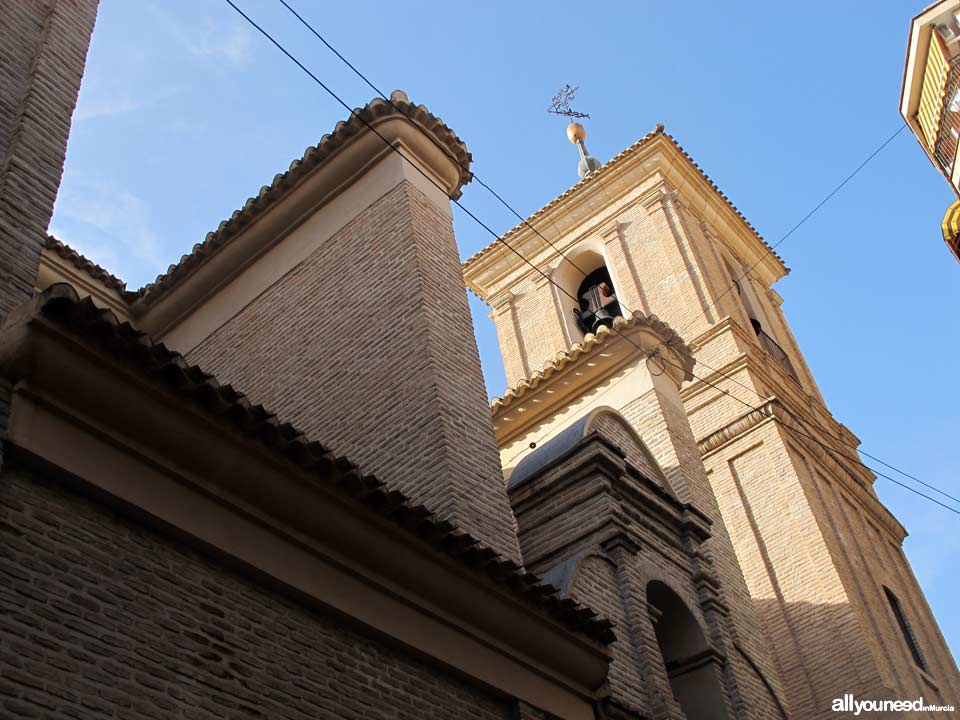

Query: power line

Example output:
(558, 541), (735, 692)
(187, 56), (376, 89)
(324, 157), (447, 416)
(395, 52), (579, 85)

(278, 0), (929, 497)
(674, 347), (960, 506)
(695, 123), (907, 323)
(222, 0), (661, 368)
(276, 0), (600, 284)
(221, 0), (957, 514)
(494, 337), (960, 517)
(649, 348), (960, 516)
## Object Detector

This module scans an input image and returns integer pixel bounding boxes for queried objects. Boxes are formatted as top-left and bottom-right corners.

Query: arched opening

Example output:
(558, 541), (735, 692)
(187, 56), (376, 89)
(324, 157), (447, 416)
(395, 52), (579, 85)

(572, 266), (622, 335)
(647, 581), (729, 720)
(552, 248), (626, 343)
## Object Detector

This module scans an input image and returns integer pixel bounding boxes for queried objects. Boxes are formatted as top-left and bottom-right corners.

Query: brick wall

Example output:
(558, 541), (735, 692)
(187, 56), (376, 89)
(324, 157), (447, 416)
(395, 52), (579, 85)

(589, 412), (665, 488)
(0, 0), (98, 461)
(0, 464), (516, 719)
(622, 384), (790, 720)
(509, 443), (680, 719)
(188, 179), (521, 563)
(482, 141), (960, 717)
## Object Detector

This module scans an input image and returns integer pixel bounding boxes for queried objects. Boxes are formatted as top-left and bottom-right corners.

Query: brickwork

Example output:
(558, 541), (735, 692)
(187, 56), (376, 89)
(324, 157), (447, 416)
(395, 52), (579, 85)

(188, 179), (520, 563)
(682, 192), (960, 710)
(509, 397), (788, 720)
(589, 411), (666, 488)
(509, 438), (686, 719)
(795, 440), (959, 710)
(467, 132), (960, 718)
(573, 554), (651, 713)
(621, 383), (789, 720)
(0, 0), (98, 462)
(0, 464), (517, 720)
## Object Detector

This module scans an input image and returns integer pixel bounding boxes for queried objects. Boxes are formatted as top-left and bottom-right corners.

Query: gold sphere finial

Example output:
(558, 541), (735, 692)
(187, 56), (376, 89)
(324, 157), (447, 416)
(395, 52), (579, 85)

(566, 121), (586, 144)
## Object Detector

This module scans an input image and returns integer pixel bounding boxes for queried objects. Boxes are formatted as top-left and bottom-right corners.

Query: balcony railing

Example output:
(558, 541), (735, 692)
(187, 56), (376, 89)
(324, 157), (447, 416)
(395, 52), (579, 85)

(935, 58), (960, 174)
(755, 328), (801, 385)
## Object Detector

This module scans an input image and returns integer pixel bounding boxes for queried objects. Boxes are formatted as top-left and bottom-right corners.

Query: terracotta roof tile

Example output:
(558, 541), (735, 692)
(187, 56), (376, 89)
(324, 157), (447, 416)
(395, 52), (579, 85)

(44, 235), (134, 299)
(27, 283), (614, 647)
(463, 125), (787, 274)
(136, 91), (472, 305)
(491, 312), (694, 417)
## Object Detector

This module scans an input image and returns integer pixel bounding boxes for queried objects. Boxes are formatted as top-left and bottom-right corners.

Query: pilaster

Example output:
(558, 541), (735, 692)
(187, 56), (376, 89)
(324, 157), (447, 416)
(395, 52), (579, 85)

(490, 290), (530, 386)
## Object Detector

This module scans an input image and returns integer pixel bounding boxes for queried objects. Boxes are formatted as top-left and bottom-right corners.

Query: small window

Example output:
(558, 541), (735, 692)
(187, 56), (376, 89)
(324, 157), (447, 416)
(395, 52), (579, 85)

(884, 586), (927, 671)
(572, 267), (622, 335)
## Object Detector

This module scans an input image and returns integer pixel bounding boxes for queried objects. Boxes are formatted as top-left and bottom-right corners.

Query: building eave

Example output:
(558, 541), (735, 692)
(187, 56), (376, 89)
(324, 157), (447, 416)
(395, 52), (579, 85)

(899, 0), (960, 193)
(463, 127), (788, 301)
(901, 0), (956, 122)
(491, 312), (694, 444)
(0, 285), (617, 707)
(132, 91), (472, 311)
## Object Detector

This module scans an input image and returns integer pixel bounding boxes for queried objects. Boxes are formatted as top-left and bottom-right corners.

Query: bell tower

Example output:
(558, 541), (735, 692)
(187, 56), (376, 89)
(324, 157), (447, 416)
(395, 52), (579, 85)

(464, 120), (960, 717)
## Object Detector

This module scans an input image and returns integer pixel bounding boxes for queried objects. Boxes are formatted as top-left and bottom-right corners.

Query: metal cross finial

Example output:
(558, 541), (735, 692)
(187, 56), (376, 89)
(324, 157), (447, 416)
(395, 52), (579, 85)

(547, 84), (590, 119)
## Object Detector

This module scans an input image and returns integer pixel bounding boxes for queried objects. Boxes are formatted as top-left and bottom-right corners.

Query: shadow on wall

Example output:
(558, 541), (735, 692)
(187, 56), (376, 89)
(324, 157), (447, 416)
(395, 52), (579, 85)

(750, 597), (953, 719)
(648, 580), (730, 720)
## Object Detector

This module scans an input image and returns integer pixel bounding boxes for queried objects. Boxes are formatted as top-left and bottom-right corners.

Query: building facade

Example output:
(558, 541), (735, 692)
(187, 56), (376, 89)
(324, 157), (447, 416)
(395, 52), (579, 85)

(1, 3), (958, 719)
(901, 0), (960, 262)
(463, 123), (960, 718)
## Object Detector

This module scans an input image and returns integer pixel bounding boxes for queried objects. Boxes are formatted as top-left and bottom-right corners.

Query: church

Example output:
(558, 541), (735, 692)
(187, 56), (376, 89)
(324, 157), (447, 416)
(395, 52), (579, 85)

(1, 3), (957, 719)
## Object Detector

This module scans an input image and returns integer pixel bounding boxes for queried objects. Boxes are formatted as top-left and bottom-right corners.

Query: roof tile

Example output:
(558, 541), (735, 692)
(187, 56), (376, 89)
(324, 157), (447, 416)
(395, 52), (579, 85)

(137, 91), (473, 305)
(463, 125), (787, 274)
(28, 282), (614, 647)
(492, 311), (694, 416)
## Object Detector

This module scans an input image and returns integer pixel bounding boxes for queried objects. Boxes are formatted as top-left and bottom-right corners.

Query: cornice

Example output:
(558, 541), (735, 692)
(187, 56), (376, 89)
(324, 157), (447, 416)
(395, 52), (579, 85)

(696, 397), (906, 542)
(491, 312), (695, 438)
(37, 245), (133, 323)
(463, 129), (788, 302)
(698, 400), (778, 457)
(509, 435), (711, 569)
(0, 285), (618, 663)
(137, 90), (471, 309)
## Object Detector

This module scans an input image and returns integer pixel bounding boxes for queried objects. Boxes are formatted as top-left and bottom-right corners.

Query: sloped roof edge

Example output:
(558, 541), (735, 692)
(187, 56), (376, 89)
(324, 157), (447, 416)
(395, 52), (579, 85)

(16, 283), (615, 647)
(44, 235), (134, 299)
(492, 312), (694, 416)
(463, 125), (787, 277)
(136, 90), (472, 305)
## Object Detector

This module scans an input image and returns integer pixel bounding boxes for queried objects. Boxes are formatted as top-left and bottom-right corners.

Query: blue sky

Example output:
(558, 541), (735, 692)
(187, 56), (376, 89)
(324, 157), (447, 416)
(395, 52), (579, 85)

(53, 0), (959, 660)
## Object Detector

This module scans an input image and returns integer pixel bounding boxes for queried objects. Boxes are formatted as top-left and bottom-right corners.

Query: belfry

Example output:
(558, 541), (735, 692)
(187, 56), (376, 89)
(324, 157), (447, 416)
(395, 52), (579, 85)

(464, 115), (960, 718)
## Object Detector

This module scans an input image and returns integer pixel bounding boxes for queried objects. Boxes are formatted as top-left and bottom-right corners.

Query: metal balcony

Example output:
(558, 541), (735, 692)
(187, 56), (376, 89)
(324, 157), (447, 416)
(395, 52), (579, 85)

(934, 58), (960, 174)
(755, 328), (801, 385)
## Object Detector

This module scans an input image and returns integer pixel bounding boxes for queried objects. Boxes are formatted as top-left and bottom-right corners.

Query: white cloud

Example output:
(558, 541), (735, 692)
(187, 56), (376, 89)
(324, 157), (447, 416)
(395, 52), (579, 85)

(75, 88), (181, 122)
(50, 171), (167, 289)
(76, 93), (148, 121)
(191, 23), (252, 67)
(143, 1), (253, 68)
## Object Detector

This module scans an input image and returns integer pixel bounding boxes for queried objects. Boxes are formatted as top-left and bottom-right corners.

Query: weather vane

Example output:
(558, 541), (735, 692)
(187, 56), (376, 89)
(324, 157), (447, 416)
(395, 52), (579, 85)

(547, 84), (590, 119)
(548, 84), (601, 178)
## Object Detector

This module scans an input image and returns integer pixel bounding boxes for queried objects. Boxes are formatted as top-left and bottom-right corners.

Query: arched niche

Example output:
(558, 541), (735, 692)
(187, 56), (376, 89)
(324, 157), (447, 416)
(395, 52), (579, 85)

(551, 246), (625, 343)
(507, 407), (671, 494)
(647, 581), (729, 720)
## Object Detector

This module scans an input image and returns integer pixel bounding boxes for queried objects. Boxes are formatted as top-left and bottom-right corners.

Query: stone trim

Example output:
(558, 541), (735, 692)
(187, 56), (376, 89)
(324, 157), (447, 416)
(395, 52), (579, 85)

(698, 401), (778, 457)
(43, 235), (129, 295)
(697, 397), (907, 541)
(137, 90), (472, 305)
(492, 312), (695, 416)
(463, 127), (786, 278)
